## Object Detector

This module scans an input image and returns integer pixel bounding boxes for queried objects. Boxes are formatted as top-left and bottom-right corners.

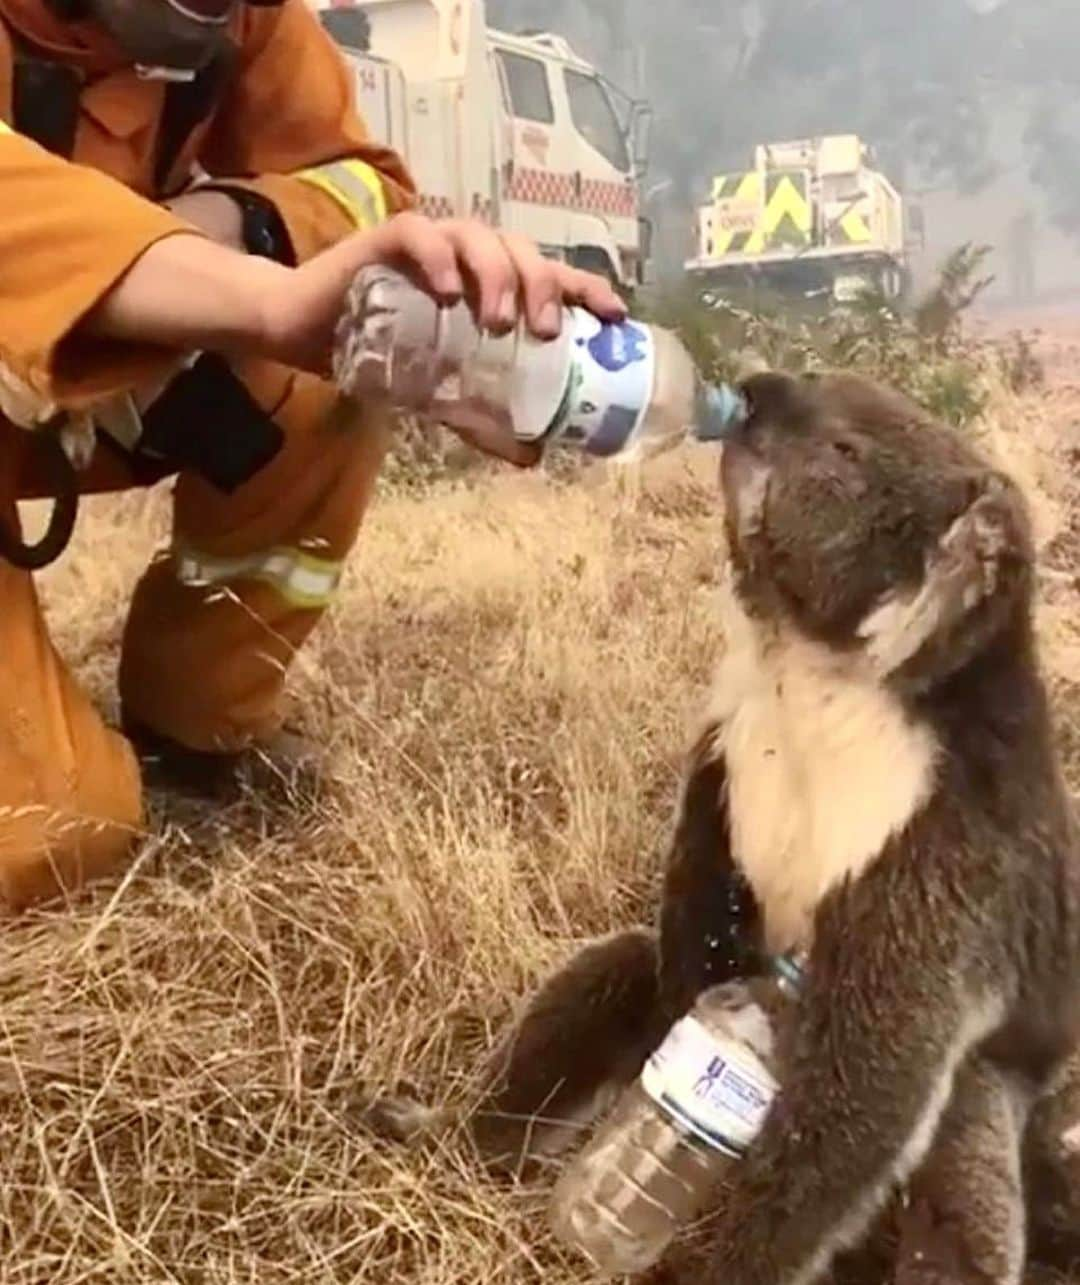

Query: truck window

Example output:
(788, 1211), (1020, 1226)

(497, 50), (554, 125)
(317, 7), (371, 51)
(566, 70), (629, 173)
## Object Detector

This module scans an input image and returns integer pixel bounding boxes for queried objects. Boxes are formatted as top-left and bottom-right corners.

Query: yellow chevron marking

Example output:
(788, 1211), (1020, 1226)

(751, 174), (812, 253)
(711, 171), (762, 255)
(840, 207), (872, 243)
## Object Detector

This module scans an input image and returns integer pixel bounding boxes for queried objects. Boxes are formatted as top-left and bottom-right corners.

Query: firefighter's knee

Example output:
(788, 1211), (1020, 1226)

(0, 472), (145, 913)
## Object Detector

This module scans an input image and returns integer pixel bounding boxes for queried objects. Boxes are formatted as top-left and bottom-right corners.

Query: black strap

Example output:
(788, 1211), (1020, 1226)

(10, 48), (82, 157)
(153, 47), (234, 196)
(119, 353), (285, 493)
(0, 428), (79, 570)
(4, 47), (83, 569)
(195, 182), (297, 265)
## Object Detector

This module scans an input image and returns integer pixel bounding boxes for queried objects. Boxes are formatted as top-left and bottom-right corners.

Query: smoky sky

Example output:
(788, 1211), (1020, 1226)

(488, 0), (1080, 288)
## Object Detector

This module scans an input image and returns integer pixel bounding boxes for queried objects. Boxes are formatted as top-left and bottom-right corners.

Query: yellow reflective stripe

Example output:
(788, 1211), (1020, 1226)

(293, 158), (388, 230)
(174, 545), (344, 610)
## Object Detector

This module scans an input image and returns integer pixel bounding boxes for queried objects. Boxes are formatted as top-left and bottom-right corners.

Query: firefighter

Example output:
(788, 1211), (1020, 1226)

(0, 0), (624, 911)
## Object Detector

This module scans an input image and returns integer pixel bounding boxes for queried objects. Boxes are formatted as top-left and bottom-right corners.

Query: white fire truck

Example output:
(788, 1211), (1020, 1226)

(309, 0), (653, 291)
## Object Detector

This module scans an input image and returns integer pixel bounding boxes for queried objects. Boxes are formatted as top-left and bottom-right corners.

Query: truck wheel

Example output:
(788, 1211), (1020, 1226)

(882, 266), (904, 301)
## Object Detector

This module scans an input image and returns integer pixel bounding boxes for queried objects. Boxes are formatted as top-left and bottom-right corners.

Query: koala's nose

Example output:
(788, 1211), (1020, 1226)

(693, 382), (749, 442)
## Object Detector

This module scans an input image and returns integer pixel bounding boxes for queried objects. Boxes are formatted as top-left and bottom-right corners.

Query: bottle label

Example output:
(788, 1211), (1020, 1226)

(550, 310), (655, 457)
(640, 1014), (778, 1157)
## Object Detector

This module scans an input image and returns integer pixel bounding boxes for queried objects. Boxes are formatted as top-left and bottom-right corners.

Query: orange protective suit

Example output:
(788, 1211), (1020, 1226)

(0, 0), (416, 910)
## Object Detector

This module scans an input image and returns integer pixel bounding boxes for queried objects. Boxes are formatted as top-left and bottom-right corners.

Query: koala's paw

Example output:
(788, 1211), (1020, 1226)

(636, 1256), (688, 1285)
(359, 1083), (454, 1147)
(635, 1231), (717, 1285)
(894, 1198), (981, 1285)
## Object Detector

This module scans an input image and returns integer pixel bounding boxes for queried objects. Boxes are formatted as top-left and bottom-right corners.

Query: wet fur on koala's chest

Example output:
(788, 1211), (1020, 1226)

(706, 582), (940, 953)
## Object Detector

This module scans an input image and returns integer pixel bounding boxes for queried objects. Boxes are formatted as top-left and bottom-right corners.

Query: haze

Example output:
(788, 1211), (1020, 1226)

(489, 0), (1080, 307)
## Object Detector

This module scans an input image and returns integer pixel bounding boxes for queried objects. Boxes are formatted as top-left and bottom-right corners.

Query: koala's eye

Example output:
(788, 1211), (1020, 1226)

(832, 440), (860, 463)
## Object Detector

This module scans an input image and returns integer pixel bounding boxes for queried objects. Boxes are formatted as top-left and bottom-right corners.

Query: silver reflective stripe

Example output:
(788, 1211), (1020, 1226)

(175, 544), (343, 609)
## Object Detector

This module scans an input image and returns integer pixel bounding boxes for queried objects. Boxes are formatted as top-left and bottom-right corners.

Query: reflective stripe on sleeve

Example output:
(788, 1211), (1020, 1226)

(174, 544), (344, 609)
(293, 158), (388, 230)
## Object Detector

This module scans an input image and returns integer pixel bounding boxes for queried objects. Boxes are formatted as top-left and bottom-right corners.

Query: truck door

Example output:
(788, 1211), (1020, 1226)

(317, 7), (408, 158)
(349, 54), (408, 156)
(492, 45), (569, 257)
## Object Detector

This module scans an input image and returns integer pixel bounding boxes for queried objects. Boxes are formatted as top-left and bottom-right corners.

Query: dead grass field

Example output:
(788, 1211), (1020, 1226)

(1, 360), (1078, 1283)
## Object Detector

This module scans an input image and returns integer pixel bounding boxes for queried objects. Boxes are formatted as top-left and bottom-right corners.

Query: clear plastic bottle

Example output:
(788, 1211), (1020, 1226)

(331, 265), (746, 462)
(548, 953), (805, 1277)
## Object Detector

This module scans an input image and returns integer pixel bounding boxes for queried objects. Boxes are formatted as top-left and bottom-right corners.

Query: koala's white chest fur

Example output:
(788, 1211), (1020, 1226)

(706, 583), (940, 952)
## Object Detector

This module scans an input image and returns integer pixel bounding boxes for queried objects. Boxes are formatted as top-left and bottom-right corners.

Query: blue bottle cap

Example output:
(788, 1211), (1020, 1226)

(694, 382), (749, 443)
(770, 952), (805, 994)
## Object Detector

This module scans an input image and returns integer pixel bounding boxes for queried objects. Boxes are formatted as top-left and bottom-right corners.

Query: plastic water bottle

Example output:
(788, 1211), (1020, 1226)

(332, 266), (747, 461)
(548, 953), (805, 1277)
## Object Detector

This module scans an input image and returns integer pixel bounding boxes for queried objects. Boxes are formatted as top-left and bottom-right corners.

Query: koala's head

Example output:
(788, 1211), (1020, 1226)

(721, 370), (1035, 691)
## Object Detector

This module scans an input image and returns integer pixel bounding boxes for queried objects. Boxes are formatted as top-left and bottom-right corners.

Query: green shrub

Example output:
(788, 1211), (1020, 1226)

(642, 242), (1042, 428)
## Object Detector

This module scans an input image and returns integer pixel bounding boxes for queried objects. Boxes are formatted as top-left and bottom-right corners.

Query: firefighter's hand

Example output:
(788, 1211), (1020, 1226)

(362, 212), (628, 340)
(258, 211), (627, 373)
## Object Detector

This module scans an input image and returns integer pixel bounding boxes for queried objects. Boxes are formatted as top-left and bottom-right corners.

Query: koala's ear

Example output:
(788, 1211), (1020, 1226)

(857, 473), (1033, 690)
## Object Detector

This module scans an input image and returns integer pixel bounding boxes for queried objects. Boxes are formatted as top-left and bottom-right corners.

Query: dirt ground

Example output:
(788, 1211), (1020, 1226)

(0, 317), (1078, 1282)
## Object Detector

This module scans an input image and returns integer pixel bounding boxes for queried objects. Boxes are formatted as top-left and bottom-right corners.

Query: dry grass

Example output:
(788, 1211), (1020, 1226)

(2, 444), (729, 1283)
(2, 369), (1078, 1283)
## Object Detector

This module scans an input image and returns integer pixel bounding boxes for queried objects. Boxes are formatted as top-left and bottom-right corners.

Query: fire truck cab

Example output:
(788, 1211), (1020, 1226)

(311, 0), (653, 291)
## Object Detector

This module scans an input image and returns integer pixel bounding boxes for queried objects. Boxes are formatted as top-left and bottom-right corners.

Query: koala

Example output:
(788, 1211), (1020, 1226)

(370, 371), (1080, 1285)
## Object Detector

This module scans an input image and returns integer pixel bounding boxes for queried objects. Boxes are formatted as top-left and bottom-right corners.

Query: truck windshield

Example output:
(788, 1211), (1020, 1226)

(318, 7), (370, 51)
(565, 70), (629, 173)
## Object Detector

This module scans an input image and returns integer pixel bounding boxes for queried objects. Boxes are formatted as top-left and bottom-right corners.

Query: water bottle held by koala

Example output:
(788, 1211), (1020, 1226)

(548, 952), (805, 1277)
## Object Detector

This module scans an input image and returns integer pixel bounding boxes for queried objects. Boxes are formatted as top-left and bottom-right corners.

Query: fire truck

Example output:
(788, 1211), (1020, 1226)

(310, 0), (653, 291)
(685, 134), (921, 305)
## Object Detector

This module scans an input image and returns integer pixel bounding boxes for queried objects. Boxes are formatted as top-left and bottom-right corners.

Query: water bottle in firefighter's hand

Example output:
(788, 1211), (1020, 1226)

(331, 266), (747, 461)
(548, 953), (805, 1278)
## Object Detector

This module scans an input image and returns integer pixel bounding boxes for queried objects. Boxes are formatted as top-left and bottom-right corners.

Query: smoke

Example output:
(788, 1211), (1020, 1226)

(487, 0), (1080, 296)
